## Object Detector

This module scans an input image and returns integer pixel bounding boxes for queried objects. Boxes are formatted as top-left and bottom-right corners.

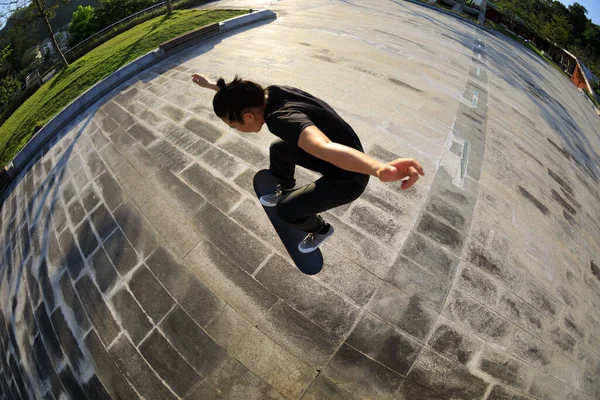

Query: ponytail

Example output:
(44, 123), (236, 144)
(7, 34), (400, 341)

(216, 78), (227, 91)
(212, 75), (265, 123)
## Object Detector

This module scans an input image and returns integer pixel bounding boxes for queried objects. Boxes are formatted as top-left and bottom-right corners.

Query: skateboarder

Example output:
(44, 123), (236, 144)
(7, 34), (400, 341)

(191, 74), (425, 253)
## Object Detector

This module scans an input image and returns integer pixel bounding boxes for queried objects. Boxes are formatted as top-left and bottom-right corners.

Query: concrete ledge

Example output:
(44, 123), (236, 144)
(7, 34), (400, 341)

(5, 8), (276, 182)
(11, 48), (164, 173)
(403, 0), (495, 35)
(219, 9), (276, 33)
(160, 22), (220, 55)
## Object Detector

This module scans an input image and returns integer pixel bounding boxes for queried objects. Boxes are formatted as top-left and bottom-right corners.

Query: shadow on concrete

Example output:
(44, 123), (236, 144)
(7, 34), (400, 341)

(0, 109), (129, 398)
(401, 0), (600, 188)
(485, 39), (600, 185)
(156, 17), (276, 67)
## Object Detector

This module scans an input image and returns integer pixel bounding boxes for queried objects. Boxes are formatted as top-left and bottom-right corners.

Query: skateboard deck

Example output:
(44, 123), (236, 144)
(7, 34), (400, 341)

(253, 169), (323, 275)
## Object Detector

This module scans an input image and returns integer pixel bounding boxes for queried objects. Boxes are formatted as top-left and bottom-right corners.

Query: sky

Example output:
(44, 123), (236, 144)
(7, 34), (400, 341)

(558, 0), (600, 25)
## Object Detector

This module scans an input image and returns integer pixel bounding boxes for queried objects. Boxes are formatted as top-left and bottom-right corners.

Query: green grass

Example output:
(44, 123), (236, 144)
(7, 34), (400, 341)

(0, 9), (246, 166)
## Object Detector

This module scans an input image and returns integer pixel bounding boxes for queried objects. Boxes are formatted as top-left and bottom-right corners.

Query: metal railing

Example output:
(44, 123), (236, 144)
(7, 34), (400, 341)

(1, 0), (208, 124)
(65, 1), (168, 61)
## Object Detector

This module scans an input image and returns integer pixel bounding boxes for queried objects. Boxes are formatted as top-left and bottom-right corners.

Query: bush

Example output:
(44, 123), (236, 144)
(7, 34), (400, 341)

(66, 0), (209, 61)
(68, 0), (160, 48)
(0, 75), (22, 109)
(93, 0), (157, 30)
(68, 5), (97, 47)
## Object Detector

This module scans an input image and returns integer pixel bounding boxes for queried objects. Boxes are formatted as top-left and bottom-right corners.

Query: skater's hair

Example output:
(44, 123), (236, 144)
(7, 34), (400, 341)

(213, 75), (266, 123)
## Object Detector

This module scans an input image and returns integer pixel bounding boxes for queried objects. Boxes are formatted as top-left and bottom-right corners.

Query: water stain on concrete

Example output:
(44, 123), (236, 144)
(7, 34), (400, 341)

(591, 260), (600, 281)
(403, 19), (425, 28)
(547, 138), (572, 161)
(514, 144), (544, 167)
(562, 210), (575, 225)
(556, 284), (579, 308)
(563, 316), (584, 340)
(398, 296), (437, 340)
(312, 55), (337, 63)
(466, 247), (505, 282)
(500, 295), (542, 332)
(439, 188), (469, 206)
(416, 213), (464, 251)
(388, 78), (423, 93)
(426, 196), (467, 230)
(479, 351), (528, 390)
(549, 327), (576, 355)
(428, 324), (473, 364)
(574, 169), (599, 199)
(523, 78), (550, 101)
(525, 286), (557, 317)
(547, 169), (573, 195)
(373, 29), (433, 52)
(560, 114), (579, 131)
(351, 65), (381, 77)
(510, 107), (536, 128)
(459, 266), (499, 304)
(559, 187), (580, 210)
(460, 112), (483, 125)
(517, 186), (549, 215)
(550, 189), (576, 215)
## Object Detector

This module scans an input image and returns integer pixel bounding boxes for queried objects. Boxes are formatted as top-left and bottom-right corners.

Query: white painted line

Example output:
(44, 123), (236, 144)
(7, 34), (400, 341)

(477, 53), (481, 60)
(476, 67), (481, 76)
(471, 91), (479, 108)
(460, 142), (470, 179)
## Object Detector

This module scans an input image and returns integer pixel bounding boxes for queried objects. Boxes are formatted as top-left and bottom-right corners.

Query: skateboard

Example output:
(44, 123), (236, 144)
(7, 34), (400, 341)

(253, 169), (323, 275)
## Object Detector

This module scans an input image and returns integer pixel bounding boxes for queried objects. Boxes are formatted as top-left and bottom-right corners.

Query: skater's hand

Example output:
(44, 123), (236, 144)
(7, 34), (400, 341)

(376, 158), (425, 190)
(191, 74), (219, 91)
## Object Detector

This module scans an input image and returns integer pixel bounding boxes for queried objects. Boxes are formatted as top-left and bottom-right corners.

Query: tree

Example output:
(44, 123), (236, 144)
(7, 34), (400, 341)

(494, 0), (520, 29)
(92, 0), (156, 29)
(0, 20), (37, 75)
(492, 0), (600, 79)
(567, 2), (588, 42)
(166, 0), (172, 13)
(0, 0), (71, 67)
(478, 0), (487, 25)
(68, 5), (96, 47)
(583, 22), (600, 52)
(544, 14), (573, 47)
(0, 44), (12, 71)
(0, 74), (21, 108)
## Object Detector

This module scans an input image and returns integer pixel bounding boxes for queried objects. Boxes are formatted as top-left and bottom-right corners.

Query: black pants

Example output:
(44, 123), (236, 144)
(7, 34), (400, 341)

(269, 139), (369, 233)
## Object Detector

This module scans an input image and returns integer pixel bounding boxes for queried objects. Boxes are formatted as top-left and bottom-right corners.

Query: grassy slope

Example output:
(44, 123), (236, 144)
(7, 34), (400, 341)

(0, 9), (246, 166)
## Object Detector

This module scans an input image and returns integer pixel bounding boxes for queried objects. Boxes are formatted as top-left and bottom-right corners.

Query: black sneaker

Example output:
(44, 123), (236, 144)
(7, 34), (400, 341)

(298, 224), (335, 253)
(260, 184), (283, 207)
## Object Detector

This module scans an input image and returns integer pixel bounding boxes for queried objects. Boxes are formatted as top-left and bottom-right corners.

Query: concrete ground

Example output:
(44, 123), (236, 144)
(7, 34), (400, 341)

(1, 0), (600, 399)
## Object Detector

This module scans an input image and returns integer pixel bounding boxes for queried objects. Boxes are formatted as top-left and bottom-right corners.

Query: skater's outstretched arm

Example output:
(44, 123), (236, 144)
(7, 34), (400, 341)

(191, 74), (220, 92)
(298, 125), (425, 190)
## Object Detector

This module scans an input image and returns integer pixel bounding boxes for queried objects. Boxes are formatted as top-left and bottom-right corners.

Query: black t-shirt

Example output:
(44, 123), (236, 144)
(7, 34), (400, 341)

(264, 85), (364, 178)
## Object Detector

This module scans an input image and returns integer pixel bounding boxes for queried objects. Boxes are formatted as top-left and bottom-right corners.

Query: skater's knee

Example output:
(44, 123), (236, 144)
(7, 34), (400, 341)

(270, 139), (293, 156)
(343, 174), (369, 202)
(349, 182), (367, 202)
